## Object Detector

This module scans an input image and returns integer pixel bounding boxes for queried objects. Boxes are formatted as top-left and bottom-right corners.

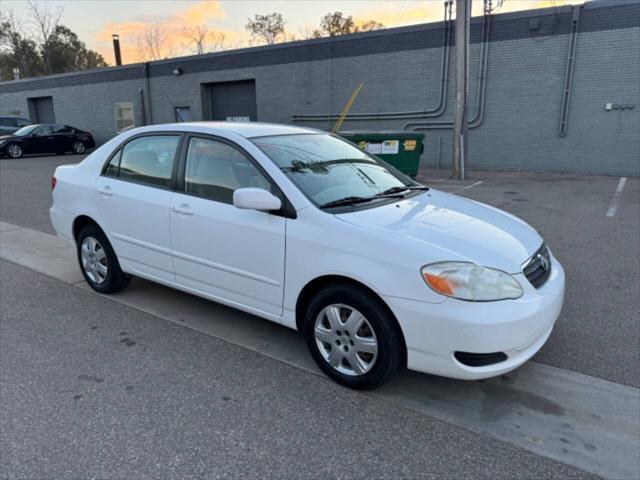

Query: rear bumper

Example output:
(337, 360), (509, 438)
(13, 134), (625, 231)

(384, 256), (565, 380)
(49, 205), (75, 245)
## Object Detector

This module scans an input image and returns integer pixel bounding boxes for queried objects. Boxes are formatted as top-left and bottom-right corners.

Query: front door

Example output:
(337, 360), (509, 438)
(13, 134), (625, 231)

(96, 134), (182, 282)
(170, 135), (285, 317)
(29, 125), (54, 154)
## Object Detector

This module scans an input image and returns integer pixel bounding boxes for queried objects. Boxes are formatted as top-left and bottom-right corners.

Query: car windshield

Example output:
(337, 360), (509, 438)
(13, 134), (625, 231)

(251, 133), (417, 208)
(13, 125), (37, 136)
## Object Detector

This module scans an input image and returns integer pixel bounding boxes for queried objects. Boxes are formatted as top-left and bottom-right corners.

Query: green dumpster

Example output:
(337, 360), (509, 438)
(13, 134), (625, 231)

(338, 131), (425, 177)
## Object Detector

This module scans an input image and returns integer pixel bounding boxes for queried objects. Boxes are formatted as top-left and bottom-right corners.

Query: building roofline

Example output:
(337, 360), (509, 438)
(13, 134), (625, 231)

(1, 0), (638, 92)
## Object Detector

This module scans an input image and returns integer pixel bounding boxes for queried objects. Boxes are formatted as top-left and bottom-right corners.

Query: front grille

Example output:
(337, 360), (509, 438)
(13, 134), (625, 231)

(523, 244), (552, 289)
(454, 351), (508, 367)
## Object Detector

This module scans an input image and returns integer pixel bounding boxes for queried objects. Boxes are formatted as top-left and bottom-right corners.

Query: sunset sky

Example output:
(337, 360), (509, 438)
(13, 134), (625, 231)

(5, 0), (584, 65)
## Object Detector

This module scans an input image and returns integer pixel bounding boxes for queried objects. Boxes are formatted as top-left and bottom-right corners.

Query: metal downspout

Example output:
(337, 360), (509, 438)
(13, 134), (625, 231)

(291, 1), (453, 122)
(558, 5), (581, 137)
(142, 62), (153, 125)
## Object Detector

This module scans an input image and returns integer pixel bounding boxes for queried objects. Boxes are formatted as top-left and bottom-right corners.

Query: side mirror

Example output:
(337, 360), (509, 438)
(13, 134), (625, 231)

(233, 188), (282, 212)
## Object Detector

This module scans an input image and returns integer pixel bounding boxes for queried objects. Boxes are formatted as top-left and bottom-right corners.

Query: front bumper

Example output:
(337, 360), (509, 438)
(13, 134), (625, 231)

(384, 256), (565, 380)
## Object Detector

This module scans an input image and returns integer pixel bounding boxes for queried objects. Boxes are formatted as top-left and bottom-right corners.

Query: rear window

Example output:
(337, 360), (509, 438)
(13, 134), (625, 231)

(103, 135), (180, 188)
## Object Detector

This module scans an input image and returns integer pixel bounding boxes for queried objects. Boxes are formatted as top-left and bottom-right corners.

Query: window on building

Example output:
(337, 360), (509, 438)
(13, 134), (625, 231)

(174, 106), (192, 122)
(114, 102), (135, 132)
(107, 135), (180, 188)
(184, 137), (272, 204)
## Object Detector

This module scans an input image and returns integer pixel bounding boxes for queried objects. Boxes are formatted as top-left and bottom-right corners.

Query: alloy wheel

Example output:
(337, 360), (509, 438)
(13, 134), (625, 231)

(314, 304), (379, 376)
(73, 142), (86, 154)
(7, 144), (22, 158)
(80, 236), (108, 284)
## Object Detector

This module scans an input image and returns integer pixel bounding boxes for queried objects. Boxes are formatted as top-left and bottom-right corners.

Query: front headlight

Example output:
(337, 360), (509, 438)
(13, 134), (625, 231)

(421, 262), (523, 301)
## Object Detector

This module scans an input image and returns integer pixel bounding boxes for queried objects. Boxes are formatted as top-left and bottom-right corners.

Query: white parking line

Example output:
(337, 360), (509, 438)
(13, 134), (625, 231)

(458, 180), (484, 191)
(606, 177), (627, 217)
(1, 221), (639, 479)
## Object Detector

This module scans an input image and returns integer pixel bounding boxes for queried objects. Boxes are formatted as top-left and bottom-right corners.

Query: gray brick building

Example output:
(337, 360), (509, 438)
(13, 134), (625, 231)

(1, 0), (638, 175)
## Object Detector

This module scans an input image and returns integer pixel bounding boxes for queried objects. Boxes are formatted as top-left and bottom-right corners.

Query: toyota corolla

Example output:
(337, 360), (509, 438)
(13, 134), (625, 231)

(50, 122), (564, 389)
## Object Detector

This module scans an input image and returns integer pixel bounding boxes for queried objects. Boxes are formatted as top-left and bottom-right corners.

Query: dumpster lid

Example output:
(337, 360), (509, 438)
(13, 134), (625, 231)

(339, 130), (425, 138)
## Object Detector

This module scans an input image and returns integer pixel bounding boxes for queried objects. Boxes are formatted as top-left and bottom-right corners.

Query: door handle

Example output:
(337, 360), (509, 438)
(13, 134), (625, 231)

(173, 204), (194, 216)
(98, 186), (114, 196)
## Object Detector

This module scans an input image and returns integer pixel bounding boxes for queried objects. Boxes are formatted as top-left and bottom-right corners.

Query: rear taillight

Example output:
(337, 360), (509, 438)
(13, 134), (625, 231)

(51, 176), (57, 191)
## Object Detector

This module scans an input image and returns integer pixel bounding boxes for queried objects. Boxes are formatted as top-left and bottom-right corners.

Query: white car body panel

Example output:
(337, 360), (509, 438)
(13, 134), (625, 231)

(50, 122), (565, 380)
(170, 191), (286, 316)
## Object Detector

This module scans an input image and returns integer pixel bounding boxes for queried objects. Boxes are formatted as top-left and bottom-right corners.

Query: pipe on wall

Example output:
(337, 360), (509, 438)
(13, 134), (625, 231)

(291, 0), (454, 123)
(405, 8), (492, 132)
(558, 5), (581, 137)
(142, 62), (152, 125)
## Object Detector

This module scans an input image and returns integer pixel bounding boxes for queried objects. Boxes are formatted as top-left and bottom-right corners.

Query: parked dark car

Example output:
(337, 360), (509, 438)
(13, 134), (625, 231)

(0, 116), (32, 135)
(0, 124), (96, 158)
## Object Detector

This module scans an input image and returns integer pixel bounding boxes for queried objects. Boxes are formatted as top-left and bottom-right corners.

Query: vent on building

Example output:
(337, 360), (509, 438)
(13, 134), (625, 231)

(529, 18), (541, 31)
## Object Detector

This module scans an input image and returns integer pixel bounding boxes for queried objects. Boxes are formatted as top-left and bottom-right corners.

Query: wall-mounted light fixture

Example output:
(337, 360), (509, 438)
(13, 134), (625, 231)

(173, 67), (183, 76)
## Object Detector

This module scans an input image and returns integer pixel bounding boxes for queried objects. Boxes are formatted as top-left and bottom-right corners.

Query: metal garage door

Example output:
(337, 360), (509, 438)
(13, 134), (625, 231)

(28, 97), (56, 124)
(205, 80), (257, 122)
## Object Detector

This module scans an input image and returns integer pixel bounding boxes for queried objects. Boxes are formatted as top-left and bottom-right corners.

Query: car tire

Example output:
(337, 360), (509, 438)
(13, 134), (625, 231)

(6, 144), (23, 158)
(76, 224), (130, 294)
(72, 141), (86, 154)
(303, 284), (405, 390)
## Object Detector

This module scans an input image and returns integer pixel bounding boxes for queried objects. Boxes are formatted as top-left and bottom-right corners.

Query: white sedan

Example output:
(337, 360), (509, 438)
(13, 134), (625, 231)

(50, 122), (565, 389)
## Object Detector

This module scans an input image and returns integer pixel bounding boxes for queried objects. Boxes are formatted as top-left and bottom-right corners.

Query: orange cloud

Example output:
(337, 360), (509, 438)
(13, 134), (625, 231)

(353, 0), (583, 28)
(96, 0), (241, 64)
(354, 2), (444, 28)
(178, 0), (225, 24)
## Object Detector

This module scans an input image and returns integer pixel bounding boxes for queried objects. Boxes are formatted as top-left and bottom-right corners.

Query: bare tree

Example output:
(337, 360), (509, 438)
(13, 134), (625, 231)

(358, 20), (385, 32)
(298, 25), (322, 40)
(26, 0), (62, 74)
(181, 25), (228, 55)
(137, 25), (174, 61)
(245, 13), (286, 45)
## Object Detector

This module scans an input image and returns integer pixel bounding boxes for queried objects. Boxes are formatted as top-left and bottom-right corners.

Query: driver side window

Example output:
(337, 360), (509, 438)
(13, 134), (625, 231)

(34, 125), (53, 136)
(184, 137), (272, 204)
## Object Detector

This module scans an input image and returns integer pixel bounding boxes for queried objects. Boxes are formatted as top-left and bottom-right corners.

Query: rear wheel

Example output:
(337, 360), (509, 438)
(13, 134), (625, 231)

(77, 225), (130, 293)
(303, 284), (405, 389)
(72, 141), (86, 154)
(6, 144), (23, 158)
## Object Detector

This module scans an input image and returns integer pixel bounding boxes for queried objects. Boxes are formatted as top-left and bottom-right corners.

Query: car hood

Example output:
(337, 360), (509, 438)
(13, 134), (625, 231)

(335, 189), (542, 273)
(0, 135), (15, 141)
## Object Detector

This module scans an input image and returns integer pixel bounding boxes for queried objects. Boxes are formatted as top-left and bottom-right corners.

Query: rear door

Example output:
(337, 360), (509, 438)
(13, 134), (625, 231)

(96, 134), (182, 282)
(170, 135), (286, 316)
(52, 124), (75, 152)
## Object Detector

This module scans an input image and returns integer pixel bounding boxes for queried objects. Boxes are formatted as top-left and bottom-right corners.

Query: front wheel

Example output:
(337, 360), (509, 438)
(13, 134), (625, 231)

(72, 141), (86, 154)
(303, 284), (405, 389)
(6, 144), (23, 158)
(77, 225), (130, 293)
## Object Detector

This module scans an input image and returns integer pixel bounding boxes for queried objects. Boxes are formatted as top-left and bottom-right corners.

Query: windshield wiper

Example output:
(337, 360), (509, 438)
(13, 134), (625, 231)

(376, 185), (430, 196)
(319, 196), (375, 209)
(320, 193), (406, 209)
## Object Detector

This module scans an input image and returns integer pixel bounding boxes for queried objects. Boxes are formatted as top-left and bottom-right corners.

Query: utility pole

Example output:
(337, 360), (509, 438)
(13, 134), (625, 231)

(453, 0), (471, 179)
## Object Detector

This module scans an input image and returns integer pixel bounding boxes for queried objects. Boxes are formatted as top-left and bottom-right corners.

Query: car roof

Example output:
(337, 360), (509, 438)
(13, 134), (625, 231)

(160, 122), (324, 139)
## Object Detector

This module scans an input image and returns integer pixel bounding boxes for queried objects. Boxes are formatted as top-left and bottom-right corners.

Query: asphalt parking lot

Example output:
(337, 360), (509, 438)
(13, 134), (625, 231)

(1, 154), (639, 478)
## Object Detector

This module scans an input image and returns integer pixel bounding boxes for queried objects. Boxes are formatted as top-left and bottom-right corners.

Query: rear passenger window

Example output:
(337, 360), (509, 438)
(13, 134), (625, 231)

(114, 135), (180, 188)
(103, 150), (121, 177)
(184, 137), (272, 204)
